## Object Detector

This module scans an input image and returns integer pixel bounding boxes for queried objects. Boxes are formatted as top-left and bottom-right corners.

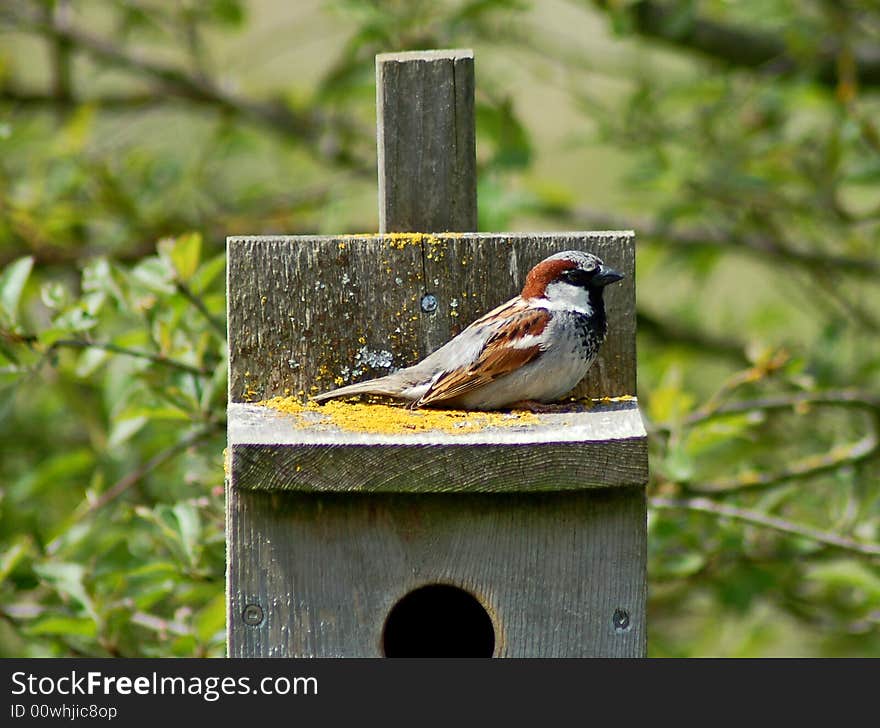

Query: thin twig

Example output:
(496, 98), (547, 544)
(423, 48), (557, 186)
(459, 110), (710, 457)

(683, 390), (880, 428)
(0, 87), (181, 109)
(175, 282), (225, 338)
(80, 424), (220, 516)
(49, 338), (208, 376)
(686, 350), (790, 422)
(657, 390), (880, 493)
(687, 433), (878, 494)
(650, 496), (880, 557)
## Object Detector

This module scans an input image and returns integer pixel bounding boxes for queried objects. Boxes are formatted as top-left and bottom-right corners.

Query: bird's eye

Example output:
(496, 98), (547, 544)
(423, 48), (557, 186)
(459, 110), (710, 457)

(562, 269), (595, 286)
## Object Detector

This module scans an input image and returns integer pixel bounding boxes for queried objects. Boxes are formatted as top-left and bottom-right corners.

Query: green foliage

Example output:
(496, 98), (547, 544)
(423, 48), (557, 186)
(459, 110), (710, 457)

(1, 0), (879, 656)
(0, 234), (226, 656)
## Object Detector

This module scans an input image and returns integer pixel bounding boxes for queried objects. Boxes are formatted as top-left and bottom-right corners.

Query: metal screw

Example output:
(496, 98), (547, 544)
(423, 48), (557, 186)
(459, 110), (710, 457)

(612, 608), (631, 633)
(242, 604), (264, 626)
(420, 293), (438, 313)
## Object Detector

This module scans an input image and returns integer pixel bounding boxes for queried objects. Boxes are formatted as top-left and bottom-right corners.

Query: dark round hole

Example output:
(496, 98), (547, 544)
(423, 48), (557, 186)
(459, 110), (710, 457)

(382, 584), (495, 657)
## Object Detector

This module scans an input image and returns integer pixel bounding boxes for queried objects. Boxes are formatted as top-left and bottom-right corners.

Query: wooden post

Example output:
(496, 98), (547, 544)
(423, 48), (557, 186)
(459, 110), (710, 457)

(376, 50), (476, 234)
(226, 51), (648, 658)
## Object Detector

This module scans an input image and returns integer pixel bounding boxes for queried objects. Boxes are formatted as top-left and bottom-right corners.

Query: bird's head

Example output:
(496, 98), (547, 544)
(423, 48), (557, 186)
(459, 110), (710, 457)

(520, 250), (623, 314)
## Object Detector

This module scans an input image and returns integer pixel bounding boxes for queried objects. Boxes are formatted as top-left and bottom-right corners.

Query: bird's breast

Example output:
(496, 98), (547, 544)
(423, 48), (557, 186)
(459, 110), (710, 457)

(547, 310), (604, 361)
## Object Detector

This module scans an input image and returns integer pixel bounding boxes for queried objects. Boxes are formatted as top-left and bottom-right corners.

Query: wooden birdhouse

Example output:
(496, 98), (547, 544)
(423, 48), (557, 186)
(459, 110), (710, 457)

(225, 50), (648, 657)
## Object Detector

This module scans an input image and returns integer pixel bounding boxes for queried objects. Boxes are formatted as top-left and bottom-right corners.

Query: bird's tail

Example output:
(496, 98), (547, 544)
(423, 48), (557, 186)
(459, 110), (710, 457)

(310, 376), (405, 403)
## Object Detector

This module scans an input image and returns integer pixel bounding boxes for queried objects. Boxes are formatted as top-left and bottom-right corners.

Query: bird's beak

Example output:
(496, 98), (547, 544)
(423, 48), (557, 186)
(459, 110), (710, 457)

(593, 265), (624, 287)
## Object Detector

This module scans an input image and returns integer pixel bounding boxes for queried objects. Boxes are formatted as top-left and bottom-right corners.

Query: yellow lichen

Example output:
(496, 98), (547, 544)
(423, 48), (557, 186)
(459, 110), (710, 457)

(597, 394), (637, 403)
(384, 232), (438, 249)
(257, 396), (540, 435)
(563, 394), (637, 409)
(334, 232), (458, 265)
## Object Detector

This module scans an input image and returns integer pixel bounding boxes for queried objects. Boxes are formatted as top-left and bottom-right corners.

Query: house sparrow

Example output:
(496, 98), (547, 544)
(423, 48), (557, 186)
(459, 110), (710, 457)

(312, 250), (623, 410)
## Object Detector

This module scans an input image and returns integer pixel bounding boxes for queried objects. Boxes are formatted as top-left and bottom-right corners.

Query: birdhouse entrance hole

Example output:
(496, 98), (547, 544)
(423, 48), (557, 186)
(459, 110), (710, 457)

(382, 584), (495, 657)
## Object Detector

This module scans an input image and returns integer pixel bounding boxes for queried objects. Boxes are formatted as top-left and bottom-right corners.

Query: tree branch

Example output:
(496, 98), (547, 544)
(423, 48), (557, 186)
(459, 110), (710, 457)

(573, 208), (880, 280)
(688, 433), (878, 494)
(667, 390), (880, 493)
(175, 282), (225, 339)
(647, 390), (880, 493)
(637, 308), (749, 364)
(683, 390), (880, 428)
(650, 496), (880, 557)
(591, 0), (880, 89)
(0, 86), (167, 110)
(48, 338), (209, 376)
(0, 6), (369, 170)
(47, 0), (73, 107)
(79, 424), (220, 516)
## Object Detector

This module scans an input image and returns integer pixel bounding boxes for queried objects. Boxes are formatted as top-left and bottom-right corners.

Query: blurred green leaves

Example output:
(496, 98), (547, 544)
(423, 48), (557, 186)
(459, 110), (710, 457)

(0, 0), (878, 657)
(0, 231), (226, 657)
(159, 233), (202, 285)
(0, 256), (33, 326)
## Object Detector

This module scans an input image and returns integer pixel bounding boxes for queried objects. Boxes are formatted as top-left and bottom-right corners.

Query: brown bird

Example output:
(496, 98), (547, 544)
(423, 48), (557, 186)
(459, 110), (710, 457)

(313, 250), (623, 410)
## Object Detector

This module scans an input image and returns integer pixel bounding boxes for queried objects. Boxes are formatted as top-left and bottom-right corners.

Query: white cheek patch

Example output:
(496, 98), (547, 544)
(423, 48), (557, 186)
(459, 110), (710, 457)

(539, 281), (593, 315)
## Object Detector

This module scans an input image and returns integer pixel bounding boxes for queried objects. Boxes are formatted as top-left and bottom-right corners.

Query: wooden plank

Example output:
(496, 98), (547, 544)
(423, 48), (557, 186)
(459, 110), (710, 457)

(376, 50), (477, 234)
(228, 400), (647, 493)
(226, 232), (636, 404)
(227, 487), (646, 657)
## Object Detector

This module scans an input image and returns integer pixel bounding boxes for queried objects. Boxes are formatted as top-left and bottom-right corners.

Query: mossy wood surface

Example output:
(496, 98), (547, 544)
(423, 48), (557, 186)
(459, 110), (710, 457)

(228, 488), (647, 657)
(229, 400), (647, 492)
(227, 231), (636, 403)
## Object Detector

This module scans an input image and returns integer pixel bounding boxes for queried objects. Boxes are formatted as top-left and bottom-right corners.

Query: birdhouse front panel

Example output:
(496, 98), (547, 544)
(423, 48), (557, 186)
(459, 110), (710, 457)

(227, 488), (646, 657)
(226, 232), (648, 657)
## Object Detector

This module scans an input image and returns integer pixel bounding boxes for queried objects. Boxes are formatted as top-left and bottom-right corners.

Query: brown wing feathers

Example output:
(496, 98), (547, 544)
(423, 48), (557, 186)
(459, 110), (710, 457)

(417, 303), (550, 406)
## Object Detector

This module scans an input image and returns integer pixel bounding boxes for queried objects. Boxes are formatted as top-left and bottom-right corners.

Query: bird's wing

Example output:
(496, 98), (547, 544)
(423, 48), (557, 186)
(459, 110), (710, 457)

(417, 302), (550, 406)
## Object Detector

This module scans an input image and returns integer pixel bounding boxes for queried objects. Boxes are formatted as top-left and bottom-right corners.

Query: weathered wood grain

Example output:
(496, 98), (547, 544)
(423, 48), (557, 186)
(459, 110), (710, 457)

(227, 487), (647, 657)
(228, 400), (647, 493)
(226, 231), (636, 404)
(376, 50), (476, 234)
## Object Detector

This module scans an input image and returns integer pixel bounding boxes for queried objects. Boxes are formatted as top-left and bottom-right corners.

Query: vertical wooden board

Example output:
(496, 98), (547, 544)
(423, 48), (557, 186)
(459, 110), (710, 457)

(227, 488), (646, 657)
(227, 235), (425, 403)
(228, 231), (635, 403)
(377, 50), (477, 234)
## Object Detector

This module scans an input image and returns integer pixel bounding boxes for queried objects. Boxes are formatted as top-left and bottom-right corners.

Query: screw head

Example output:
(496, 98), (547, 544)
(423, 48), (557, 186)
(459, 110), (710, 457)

(420, 294), (438, 313)
(242, 603), (264, 626)
(612, 608), (631, 633)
